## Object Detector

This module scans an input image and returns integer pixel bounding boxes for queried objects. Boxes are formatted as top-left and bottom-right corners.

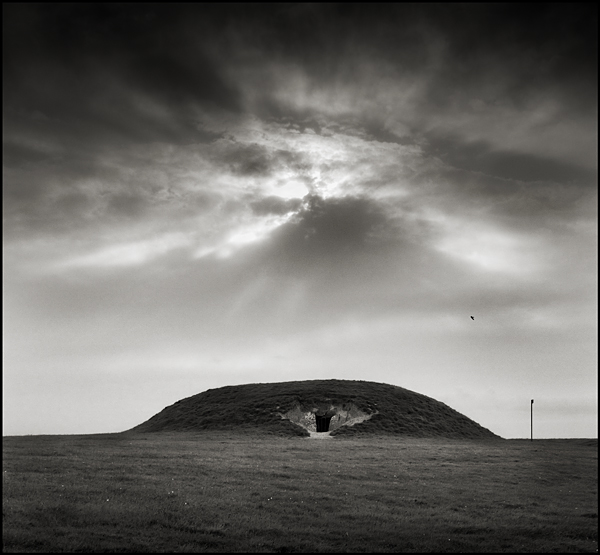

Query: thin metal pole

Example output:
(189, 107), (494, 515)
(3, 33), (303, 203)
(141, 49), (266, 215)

(530, 399), (534, 441)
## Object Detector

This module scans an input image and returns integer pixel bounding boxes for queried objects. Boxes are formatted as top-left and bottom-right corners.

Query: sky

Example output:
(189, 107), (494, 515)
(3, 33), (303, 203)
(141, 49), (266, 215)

(3, 4), (597, 439)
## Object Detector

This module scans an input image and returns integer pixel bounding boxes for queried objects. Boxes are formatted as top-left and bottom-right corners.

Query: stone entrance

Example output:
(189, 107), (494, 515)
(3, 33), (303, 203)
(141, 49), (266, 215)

(279, 403), (378, 434)
(315, 413), (333, 432)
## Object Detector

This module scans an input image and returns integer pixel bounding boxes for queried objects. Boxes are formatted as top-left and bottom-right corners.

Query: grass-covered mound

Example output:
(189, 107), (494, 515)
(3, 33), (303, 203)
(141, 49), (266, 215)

(130, 379), (502, 439)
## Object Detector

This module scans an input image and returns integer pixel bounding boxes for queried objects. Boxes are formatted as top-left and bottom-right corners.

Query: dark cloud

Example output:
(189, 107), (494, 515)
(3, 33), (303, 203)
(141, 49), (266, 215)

(253, 103), (325, 137)
(3, 4), (238, 154)
(293, 195), (390, 247)
(222, 143), (272, 177)
(217, 142), (314, 180)
(3, 69), (224, 152)
(3, 142), (60, 169)
(423, 134), (597, 184)
(2, 168), (48, 220)
(106, 192), (147, 219)
(3, 173), (95, 240)
(272, 149), (312, 172)
(261, 195), (399, 273)
(220, 4), (595, 115)
(371, 4), (597, 120)
(3, 144), (208, 240)
(428, 4), (597, 112)
(361, 121), (414, 146)
(3, 4), (241, 110)
(4, 3), (595, 160)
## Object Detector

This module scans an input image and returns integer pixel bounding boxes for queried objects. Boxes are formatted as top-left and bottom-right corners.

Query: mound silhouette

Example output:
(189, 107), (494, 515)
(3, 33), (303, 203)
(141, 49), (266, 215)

(131, 380), (502, 439)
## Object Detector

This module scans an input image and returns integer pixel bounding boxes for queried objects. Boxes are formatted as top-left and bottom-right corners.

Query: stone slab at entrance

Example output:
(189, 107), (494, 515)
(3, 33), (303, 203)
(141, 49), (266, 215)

(280, 403), (378, 434)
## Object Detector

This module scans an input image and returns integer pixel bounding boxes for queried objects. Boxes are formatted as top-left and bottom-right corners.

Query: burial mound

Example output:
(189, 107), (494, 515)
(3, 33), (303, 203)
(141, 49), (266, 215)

(130, 379), (502, 439)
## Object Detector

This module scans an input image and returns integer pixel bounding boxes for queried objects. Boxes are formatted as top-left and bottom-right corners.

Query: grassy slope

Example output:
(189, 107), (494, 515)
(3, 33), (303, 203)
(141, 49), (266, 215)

(131, 379), (501, 439)
(3, 434), (597, 553)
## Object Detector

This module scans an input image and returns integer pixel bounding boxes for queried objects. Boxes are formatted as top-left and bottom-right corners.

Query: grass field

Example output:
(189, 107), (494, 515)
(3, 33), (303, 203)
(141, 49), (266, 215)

(2, 433), (597, 553)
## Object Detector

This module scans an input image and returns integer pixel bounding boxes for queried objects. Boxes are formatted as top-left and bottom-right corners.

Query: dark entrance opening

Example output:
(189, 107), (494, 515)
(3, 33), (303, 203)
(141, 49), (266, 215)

(315, 414), (333, 432)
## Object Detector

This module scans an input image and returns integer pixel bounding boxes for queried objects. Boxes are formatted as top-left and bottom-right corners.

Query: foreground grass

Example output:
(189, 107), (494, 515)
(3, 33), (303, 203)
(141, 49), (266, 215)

(2, 433), (597, 553)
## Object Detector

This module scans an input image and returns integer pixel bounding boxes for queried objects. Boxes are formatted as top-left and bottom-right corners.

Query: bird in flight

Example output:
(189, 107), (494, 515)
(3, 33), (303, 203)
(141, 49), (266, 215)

(471, 316), (474, 320)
